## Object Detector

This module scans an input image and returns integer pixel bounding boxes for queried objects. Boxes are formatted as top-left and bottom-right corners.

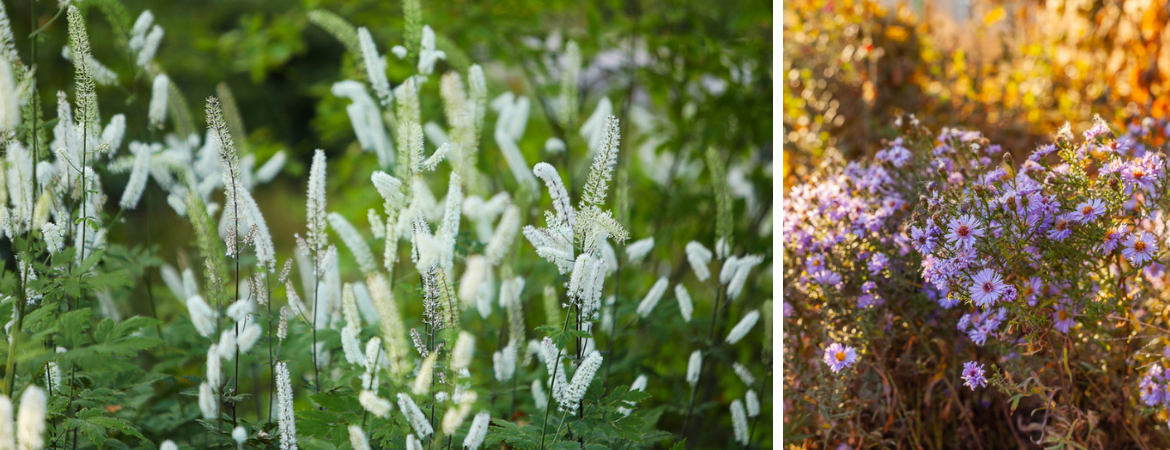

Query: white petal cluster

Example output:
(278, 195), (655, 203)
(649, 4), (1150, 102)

(725, 310), (760, 345)
(733, 362), (755, 385)
(731, 399), (748, 444)
(745, 390), (760, 418)
(617, 374), (648, 416)
(686, 350), (702, 386)
(675, 285), (693, 323)
(567, 254), (606, 319)
(685, 241), (713, 281)
(15, 387), (46, 450)
(451, 331), (475, 373)
(462, 411), (490, 450)
(186, 295), (216, 338)
(635, 277), (669, 318)
(357, 28), (392, 107)
(721, 254), (764, 300)
(397, 393), (433, 438)
(119, 142), (153, 209)
(328, 212), (376, 274)
(148, 74), (169, 129)
(275, 362), (296, 449)
(332, 81), (393, 167)
(348, 426), (370, 450)
(40, 223), (64, 254)
(359, 390), (392, 418)
(485, 205), (520, 266)
(417, 25), (446, 75)
(624, 237), (654, 263)
(560, 350), (602, 414)
(492, 340), (516, 382)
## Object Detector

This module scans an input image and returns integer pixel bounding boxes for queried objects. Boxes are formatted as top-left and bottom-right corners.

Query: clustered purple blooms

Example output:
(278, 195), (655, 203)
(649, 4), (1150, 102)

(961, 361), (988, 390)
(823, 343), (859, 373)
(957, 308), (1007, 346)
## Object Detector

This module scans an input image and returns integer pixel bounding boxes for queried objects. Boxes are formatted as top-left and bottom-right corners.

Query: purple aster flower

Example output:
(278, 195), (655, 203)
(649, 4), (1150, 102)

(862, 281), (877, 293)
(1052, 306), (1076, 334)
(1022, 277), (1042, 306)
(1047, 214), (1074, 241)
(782, 302), (793, 318)
(1122, 161), (1157, 192)
(1084, 121), (1111, 140)
(1122, 231), (1158, 266)
(1140, 365), (1165, 407)
(1072, 199), (1106, 224)
(1030, 144), (1057, 161)
(945, 215), (984, 249)
(969, 268), (1007, 307)
(806, 254), (826, 272)
(1103, 225), (1130, 253)
(910, 226), (937, 254)
(823, 343), (858, 373)
(961, 361), (987, 390)
(868, 253), (888, 275)
(857, 294), (879, 309)
(812, 270), (843, 289)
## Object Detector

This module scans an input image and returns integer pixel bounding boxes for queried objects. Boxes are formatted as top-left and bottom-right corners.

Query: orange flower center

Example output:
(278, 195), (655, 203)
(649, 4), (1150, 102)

(1135, 241), (1148, 252)
(835, 351), (847, 362)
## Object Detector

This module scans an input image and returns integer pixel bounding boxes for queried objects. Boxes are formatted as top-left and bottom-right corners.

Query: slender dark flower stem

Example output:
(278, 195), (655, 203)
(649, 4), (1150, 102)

(537, 310), (575, 449)
(681, 258), (726, 442)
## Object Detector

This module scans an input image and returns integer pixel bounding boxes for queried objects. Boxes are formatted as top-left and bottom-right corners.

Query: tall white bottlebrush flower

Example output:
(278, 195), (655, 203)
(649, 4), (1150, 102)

(216, 331), (237, 362)
(341, 283), (362, 331)
(405, 434), (424, 450)
(685, 241), (713, 281)
(208, 96), (246, 259)
(238, 323), (261, 353)
(44, 361), (60, 395)
(492, 340), (516, 381)
(730, 399), (749, 444)
(462, 411), (490, 450)
(580, 116), (621, 209)
(40, 223), (64, 254)
(148, 74), (169, 129)
(0, 396), (13, 450)
(733, 362), (755, 385)
(0, 56), (18, 132)
(560, 350), (602, 414)
(306, 149), (329, 256)
(493, 130), (536, 191)
(198, 382), (216, 420)
(675, 285), (693, 323)
(484, 205), (520, 266)
(341, 327), (366, 366)
(531, 380), (547, 410)
(417, 25), (446, 75)
(136, 25), (163, 68)
(367, 273), (409, 376)
(451, 331), (475, 373)
(101, 114), (126, 154)
(119, 142), (152, 209)
(458, 255), (488, 308)
(66, 6), (97, 135)
(358, 390), (392, 418)
(411, 352), (439, 395)
(275, 362), (297, 450)
(159, 441), (177, 450)
(624, 237), (654, 263)
(725, 310), (760, 345)
(16, 387), (46, 450)
(348, 426), (370, 450)
(232, 427), (247, 448)
(255, 151), (287, 183)
(579, 97), (613, 153)
(186, 295), (216, 338)
(332, 81), (392, 167)
(397, 393), (433, 438)
(240, 191), (276, 269)
(356, 28), (391, 107)
(724, 255), (763, 300)
(468, 65), (486, 130)
(441, 403), (471, 436)
(532, 163), (575, 228)
(327, 212), (376, 274)
(745, 390), (760, 418)
(635, 277), (668, 318)
(686, 350), (702, 386)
